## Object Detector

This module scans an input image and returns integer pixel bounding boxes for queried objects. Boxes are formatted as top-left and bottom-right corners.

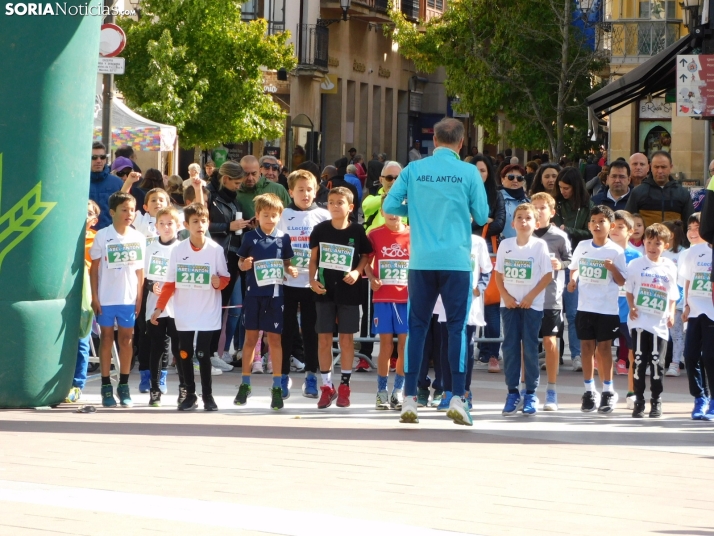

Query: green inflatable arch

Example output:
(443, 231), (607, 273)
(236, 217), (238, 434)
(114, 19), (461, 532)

(0, 2), (101, 407)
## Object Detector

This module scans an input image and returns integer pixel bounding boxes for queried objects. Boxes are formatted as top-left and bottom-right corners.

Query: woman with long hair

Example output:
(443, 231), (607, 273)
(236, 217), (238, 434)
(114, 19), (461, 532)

(471, 155), (505, 238)
(553, 166), (593, 372)
(529, 163), (561, 199)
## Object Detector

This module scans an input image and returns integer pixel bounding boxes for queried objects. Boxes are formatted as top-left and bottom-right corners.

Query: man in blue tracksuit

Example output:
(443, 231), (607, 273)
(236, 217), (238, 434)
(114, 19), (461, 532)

(383, 118), (489, 426)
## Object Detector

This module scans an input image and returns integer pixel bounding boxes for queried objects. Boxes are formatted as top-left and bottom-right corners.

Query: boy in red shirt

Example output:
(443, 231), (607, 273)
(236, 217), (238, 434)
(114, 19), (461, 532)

(365, 205), (410, 409)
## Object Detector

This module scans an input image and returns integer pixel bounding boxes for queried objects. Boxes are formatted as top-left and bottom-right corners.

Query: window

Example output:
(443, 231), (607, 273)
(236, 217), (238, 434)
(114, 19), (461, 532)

(639, 1), (676, 20)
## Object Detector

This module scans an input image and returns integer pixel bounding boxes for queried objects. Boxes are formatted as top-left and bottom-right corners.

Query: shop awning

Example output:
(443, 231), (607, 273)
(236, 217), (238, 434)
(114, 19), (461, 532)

(586, 34), (695, 121)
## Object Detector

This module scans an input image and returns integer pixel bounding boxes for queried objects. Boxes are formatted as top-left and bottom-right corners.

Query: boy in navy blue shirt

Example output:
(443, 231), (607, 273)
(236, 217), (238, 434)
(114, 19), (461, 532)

(234, 194), (297, 410)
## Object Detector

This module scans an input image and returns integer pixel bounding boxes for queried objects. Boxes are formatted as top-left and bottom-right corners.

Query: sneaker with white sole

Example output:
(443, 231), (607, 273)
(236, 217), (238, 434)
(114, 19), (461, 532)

(446, 396), (473, 426)
(598, 391), (619, 414)
(390, 389), (404, 410)
(221, 351), (233, 364)
(376, 390), (390, 410)
(474, 360), (489, 370)
(211, 354), (234, 372)
(571, 356), (583, 372)
(264, 355), (273, 374)
(290, 356), (305, 372)
(665, 363), (680, 377)
(194, 363), (223, 376)
(251, 359), (264, 374)
(400, 396), (419, 423)
(543, 390), (558, 411)
(626, 393), (636, 410)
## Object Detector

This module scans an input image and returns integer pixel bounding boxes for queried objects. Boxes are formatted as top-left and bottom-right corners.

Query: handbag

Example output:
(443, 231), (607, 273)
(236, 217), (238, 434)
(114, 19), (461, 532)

(481, 224), (500, 306)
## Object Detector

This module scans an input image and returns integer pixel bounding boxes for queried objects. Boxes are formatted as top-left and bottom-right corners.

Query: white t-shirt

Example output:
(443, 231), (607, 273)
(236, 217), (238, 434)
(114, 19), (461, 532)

(495, 236), (552, 311)
(569, 239), (627, 315)
(89, 225), (146, 306)
(680, 242), (714, 321)
(144, 238), (179, 320)
(277, 205), (331, 288)
(625, 256), (679, 339)
(469, 235), (492, 326)
(663, 247), (686, 309)
(166, 239), (229, 332)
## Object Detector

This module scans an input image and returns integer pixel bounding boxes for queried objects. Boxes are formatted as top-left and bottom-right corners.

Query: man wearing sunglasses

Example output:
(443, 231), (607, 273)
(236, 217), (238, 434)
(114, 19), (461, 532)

(362, 161), (404, 233)
(236, 155), (291, 219)
(89, 141), (123, 230)
(384, 117), (489, 426)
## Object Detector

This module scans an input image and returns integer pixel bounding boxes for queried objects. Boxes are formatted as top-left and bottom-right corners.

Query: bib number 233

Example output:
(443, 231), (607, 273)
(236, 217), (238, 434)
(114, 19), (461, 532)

(319, 243), (354, 272)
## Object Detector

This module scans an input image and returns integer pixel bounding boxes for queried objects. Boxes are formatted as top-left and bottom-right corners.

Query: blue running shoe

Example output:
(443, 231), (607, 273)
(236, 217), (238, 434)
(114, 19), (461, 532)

(159, 370), (168, 395)
(502, 393), (521, 416)
(465, 391), (473, 411)
(544, 390), (558, 411)
(302, 374), (318, 398)
(139, 370), (150, 393)
(436, 391), (453, 412)
(117, 383), (133, 408)
(522, 393), (537, 416)
(692, 397), (709, 420)
(516, 389), (525, 410)
(703, 399), (714, 421)
(101, 384), (117, 408)
(281, 375), (292, 400)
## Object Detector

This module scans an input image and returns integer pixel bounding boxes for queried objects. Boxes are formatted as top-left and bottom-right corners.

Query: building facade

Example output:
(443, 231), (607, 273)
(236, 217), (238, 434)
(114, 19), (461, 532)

(603, 0), (710, 182)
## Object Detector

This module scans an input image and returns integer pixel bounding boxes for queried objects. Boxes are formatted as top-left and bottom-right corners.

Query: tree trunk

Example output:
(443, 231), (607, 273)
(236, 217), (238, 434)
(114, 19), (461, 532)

(193, 145), (202, 165)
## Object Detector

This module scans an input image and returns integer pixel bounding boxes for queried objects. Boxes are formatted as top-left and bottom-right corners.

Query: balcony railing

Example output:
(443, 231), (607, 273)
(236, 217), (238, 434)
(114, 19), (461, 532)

(401, 0), (420, 21)
(604, 20), (681, 60)
(297, 23), (329, 71)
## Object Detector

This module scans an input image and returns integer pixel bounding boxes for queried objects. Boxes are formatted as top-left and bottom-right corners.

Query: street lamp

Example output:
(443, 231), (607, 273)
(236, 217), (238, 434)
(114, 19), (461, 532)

(319, 0), (351, 26)
(680, 0), (702, 33)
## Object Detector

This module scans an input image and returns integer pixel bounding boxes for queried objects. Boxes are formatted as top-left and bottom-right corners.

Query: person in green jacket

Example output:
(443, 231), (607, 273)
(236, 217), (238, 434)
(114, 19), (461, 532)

(362, 160), (406, 232)
(553, 167), (593, 249)
(236, 155), (291, 219)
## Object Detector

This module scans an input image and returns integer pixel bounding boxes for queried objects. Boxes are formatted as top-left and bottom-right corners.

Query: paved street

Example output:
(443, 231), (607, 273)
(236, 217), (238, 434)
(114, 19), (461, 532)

(1, 354), (713, 536)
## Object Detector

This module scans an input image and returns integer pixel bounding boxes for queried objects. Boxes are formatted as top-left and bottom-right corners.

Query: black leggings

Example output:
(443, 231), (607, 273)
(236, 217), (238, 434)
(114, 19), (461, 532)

(147, 316), (182, 391)
(178, 330), (219, 396)
(631, 328), (667, 400)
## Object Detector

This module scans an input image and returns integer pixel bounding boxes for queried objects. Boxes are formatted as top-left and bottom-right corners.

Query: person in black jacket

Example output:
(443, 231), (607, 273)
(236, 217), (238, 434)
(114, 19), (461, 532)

(471, 154), (505, 239)
(319, 165), (358, 223)
(591, 160), (632, 211)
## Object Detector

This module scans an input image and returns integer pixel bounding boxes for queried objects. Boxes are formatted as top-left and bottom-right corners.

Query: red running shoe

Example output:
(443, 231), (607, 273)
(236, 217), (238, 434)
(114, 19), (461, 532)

(389, 357), (397, 372)
(317, 385), (337, 409)
(616, 359), (628, 376)
(336, 384), (351, 407)
(355, 358), (371, 372)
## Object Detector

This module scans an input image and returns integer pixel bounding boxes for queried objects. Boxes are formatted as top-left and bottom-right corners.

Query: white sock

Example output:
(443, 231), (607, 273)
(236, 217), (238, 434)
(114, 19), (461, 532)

(584, 379), (595, 392)
(603, 380), (614, 393)
(321, 372), (332, 387)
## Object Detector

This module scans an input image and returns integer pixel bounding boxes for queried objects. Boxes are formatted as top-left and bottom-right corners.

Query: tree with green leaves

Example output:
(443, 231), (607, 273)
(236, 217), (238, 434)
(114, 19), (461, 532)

(389, 0), (605, 160)
(117, 0), (296, 149)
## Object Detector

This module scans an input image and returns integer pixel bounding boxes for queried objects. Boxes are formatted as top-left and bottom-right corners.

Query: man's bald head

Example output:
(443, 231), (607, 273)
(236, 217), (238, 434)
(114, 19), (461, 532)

(240, 155), (260, 187)
(629, 153), (649, 187)
(321, 165), (337, 181)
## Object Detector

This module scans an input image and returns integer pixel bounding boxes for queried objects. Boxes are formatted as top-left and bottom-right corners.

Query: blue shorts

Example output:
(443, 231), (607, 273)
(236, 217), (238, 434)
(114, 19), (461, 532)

(372, 302), (408, 335)
(243, 295), (284, 334)
(96, 304), (136, 329)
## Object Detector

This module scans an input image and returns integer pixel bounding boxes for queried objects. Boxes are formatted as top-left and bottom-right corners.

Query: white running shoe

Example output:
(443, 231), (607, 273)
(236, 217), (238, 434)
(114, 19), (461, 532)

(666, 363), (680, 377)
(194, 363), (223, 376)
(626, 394), (636, 410)
(400, 395), (419, 424)
(251, 359), (263, 374)
(446, 396), (473, 426)
(264, 355), (273, 374)
(211, 355), (233, 372)
(571, 356), (583, 372)
(376, 390), (390, 410)
(290, 356), (305, 372)
(221, 351), (233, 364)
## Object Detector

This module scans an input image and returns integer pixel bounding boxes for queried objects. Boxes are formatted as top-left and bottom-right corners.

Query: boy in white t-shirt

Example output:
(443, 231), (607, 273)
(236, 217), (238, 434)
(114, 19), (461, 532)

(89, 192), (146, 408)
(680, 222), (714, 421)
(144, 206), (184, 407)
(625, 224), (679, 418)
(568, 205), (627, 414)
(495, 204), (552, 417)
(151, 204), (230, 411)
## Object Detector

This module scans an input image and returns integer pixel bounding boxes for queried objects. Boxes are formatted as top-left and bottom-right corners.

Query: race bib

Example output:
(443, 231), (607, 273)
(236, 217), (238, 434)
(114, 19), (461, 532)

(146, 236), (158, 248)
(636, 287), (667, 313)
(290, 248), (311, 270)
(176, 264), (211, 290)
(148, 255), (169, 282)
(578, 258), (608, 285)
(503, 258), (532, 285)
(319, 243), (354, 272)
(379, 259), (408, 286)
(618, 285), (627, 298)
(254, 259), (284, 287)
(106, 242), (142, 268)
(691, 271), (712, 297)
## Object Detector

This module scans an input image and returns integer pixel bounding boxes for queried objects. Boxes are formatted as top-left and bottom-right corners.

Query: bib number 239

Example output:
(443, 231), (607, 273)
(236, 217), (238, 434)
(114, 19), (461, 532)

(107, 243), (142, 267)
(319, 243), (354, 272)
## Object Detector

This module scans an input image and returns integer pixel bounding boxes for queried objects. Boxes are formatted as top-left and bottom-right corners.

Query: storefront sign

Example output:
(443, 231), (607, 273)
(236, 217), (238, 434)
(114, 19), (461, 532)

(639, 98), (671, 119)
(676, 54), (714, 117)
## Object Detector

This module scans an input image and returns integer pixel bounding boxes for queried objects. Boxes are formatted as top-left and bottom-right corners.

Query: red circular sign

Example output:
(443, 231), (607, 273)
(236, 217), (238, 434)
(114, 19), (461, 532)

(100, 23), (126, 58)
